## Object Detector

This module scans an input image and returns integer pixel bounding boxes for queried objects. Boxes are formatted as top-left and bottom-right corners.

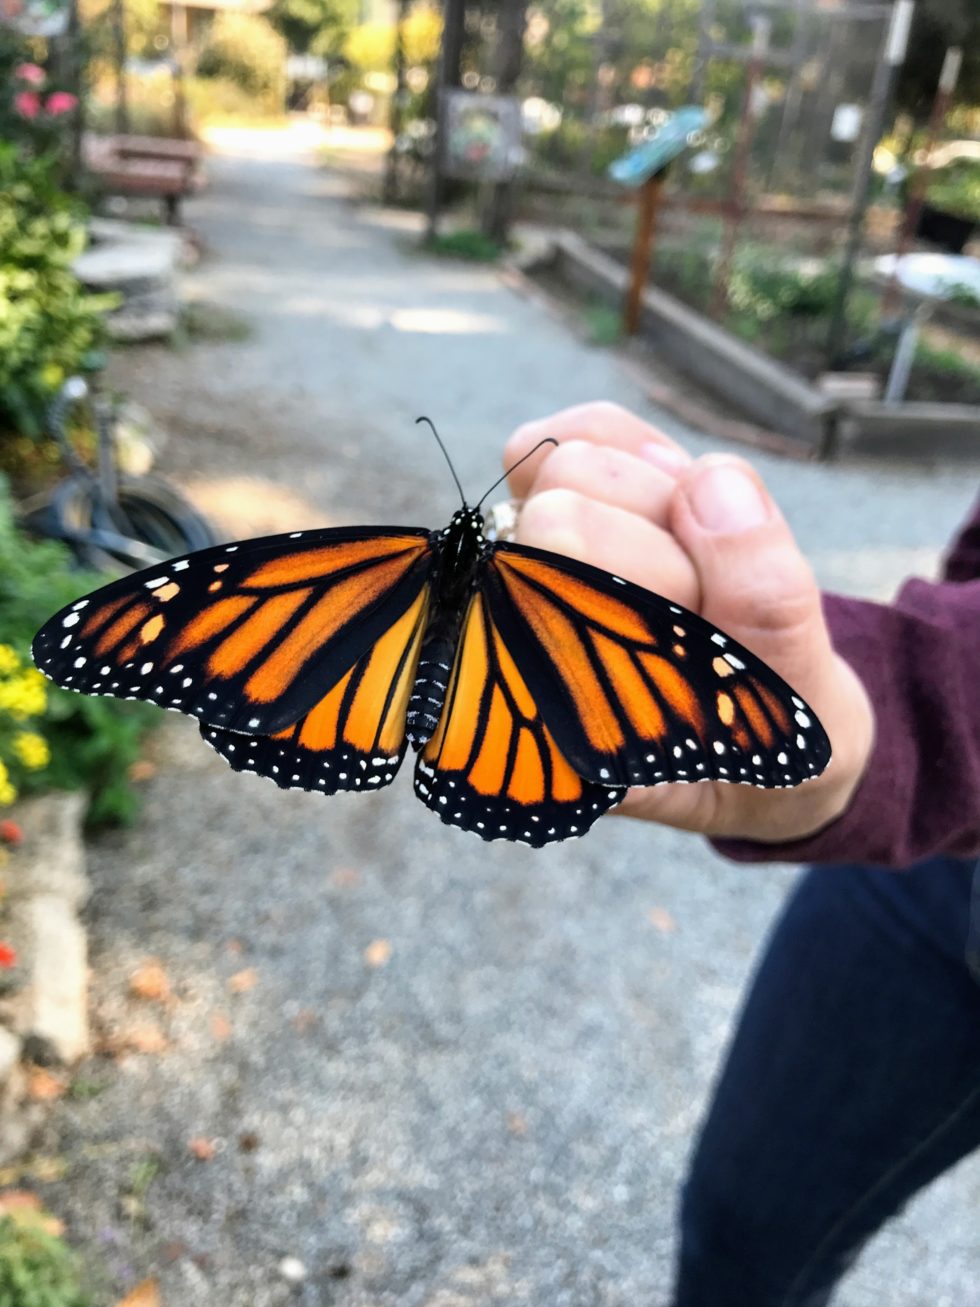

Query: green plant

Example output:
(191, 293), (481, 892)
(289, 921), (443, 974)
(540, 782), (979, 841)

(196, 12), (286, 101)
(0, 148), (115, 440)
(0, 1210), (90, 1307)
(943, 281), (980, 310)
(0, 478), (157, 825)
(425, 229), (503, 262)
(582, 301), (622, 346)
(924, 161), (980, 222)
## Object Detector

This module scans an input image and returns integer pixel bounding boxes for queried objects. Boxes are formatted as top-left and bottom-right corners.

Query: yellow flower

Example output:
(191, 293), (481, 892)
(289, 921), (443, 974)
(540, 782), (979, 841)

(41, 363), (64, 389)
(0, 671), (46, 721)
(0, 762), (15, 807)
(13, 732), (49, 771)
(0, 646), (20, 676)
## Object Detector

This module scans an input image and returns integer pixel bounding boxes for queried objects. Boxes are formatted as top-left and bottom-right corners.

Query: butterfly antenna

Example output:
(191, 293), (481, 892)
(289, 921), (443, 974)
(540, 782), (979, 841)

(416, 416), (466, 507)
(476, 437), (558, 509)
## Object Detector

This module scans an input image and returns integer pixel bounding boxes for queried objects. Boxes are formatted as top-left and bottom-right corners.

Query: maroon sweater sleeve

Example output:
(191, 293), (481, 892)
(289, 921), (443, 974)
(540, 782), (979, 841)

(713, 493), (980, 869)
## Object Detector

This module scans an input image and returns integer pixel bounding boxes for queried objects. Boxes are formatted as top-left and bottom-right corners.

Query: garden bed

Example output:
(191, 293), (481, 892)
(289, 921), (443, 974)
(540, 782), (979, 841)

(534, 231), (980, 461)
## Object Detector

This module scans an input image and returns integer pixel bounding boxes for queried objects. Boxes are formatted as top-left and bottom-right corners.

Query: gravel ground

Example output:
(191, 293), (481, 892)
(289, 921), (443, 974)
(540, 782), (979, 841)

(39, 125), (980, 1306)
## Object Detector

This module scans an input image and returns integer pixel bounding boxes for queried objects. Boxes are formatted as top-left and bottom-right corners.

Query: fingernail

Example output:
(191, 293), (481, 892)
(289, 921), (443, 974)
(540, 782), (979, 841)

(640, 442), (691, 473)
(687, 463), (770, 533)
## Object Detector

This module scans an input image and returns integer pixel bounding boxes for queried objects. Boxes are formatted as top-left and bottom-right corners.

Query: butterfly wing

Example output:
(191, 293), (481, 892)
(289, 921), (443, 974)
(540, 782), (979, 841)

(201, 583), (430, 794)
(484, 542), (831, 790)
(33, 527), (434, 735)
(415, 591), (627, 846)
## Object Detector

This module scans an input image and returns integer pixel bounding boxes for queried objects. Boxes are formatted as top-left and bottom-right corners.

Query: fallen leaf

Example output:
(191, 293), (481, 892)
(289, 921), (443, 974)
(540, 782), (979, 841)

(363, 938), (392, 968)
(0, 820), (23, 846)
(224, 938), (244, 955)
(127, 760), (157, 783)
(27, 1068), (67, 1101)
(506, 1111), (528, 1137)
(126, 1025), (169, 1055)
(238, 1131), (260, 1153)
(115, 1277), (161, 1307)
(129, 960), (170, 1003)
(329, 867), (360, 889)
(209, 1013), (232, 1042)
(0, 943), (17, 968)
(188, 1137), (216, 1161)
(0, 1191), (64, 1236)
(648, 906), (677, 935)
(227, 967), (258, 994)
(290, 1009), (317, 1034)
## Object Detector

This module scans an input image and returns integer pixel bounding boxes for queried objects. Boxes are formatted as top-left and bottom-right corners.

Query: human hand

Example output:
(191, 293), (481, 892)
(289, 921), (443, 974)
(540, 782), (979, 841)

(502, 402), (874, 845)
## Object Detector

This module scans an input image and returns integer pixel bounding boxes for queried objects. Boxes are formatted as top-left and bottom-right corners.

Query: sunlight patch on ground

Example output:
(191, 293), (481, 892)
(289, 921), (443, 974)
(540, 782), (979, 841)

(388, 306), (511, 335)
(180, 475), (332, 540)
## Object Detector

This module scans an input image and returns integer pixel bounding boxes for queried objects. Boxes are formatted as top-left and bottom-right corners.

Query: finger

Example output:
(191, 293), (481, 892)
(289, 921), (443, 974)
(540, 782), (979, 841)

(669, 455), (831, 696)
(516, 487), (700, 607)
(505, 401), (691, 500)
(523, 440), (679, 528)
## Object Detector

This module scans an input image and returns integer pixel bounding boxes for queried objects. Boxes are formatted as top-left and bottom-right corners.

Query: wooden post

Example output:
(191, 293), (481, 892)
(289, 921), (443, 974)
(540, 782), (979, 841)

(624, 173), (663, 336)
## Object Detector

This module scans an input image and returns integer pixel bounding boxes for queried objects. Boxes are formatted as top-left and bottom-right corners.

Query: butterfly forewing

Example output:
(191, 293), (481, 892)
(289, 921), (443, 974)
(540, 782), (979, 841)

(415, 593), (627, 846)
(32, 526), (433, 735)
(201, 585), (430, 794)
(485, 542), (831, 791)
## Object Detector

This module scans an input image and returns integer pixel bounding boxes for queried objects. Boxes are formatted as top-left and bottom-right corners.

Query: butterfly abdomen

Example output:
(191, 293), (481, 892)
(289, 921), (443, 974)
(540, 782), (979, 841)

(406, 632), (454, 748)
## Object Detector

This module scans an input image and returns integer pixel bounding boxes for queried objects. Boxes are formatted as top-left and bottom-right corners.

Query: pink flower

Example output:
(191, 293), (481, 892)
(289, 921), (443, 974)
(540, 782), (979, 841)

(14, 90), (40, 119)
(45, 91), (78, 116)
(14, 62), (45, 86)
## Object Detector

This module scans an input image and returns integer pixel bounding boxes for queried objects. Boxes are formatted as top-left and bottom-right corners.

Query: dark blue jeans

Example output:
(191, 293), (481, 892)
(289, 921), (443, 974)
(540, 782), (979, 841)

(673, 856), (980, 1307)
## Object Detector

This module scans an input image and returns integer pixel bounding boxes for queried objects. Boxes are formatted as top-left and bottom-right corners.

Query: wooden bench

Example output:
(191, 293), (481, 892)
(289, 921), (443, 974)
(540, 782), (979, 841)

(84, 134), (205, 225)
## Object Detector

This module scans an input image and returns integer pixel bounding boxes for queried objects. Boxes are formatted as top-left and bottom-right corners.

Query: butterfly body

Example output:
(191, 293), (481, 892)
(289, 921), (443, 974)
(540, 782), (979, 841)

(408, 506), (489, 747)
(33, 497), (831, 847)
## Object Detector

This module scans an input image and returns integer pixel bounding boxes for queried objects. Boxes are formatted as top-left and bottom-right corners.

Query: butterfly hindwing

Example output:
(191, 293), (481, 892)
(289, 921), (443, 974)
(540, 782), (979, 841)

(415, 592), (627, 847)
(484, 542), (831, 791)
(32, 526), (433, 735)
(201, 585), (430, 794)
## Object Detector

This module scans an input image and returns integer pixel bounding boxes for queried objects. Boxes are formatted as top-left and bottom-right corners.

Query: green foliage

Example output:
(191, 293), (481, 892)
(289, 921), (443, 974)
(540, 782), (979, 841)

(426, 229), (503, 262)
(0, 149), (115, 441)
(267, 0), (358, 56)
(582, 301), (622, 346)
(0, 479), (157, 826)
(728, 257), (839, 323)
(0, 1213), (90, 1307)
(196, 12), (286, 100)
(531, 120), (629, 176)
(924, 161), (980, 223)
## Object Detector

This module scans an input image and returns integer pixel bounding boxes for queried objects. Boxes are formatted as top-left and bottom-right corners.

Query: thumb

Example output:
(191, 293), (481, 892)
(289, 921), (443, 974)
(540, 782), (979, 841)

(670, 456), (832, 698)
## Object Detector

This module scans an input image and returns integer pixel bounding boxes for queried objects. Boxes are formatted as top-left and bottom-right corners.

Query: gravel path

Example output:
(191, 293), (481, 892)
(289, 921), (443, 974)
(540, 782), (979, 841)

(41, 126), (979, 1306)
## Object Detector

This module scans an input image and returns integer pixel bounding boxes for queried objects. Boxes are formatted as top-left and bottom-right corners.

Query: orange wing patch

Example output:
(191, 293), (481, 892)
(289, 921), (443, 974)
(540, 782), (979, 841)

(487, 543), (831, 790)
(201, 588), (429, 795)
(415, 597), (622, 846)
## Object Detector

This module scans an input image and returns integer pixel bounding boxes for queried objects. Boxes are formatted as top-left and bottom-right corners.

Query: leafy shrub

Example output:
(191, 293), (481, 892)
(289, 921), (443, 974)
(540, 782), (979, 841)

(0, 148), (115, 440)
(0, 478), (157, 825)
(925, 161), (980, 222)
(0, 29), (79, 173)
(0, 1208), (90, 1307)
(531, 120), (629, 177)
(196, 12), (286, 101)
(729, 257), (839, 323)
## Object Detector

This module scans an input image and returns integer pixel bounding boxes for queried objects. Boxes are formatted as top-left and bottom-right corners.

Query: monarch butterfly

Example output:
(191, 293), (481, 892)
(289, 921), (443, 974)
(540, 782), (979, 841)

(32, 421), (831, 847)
